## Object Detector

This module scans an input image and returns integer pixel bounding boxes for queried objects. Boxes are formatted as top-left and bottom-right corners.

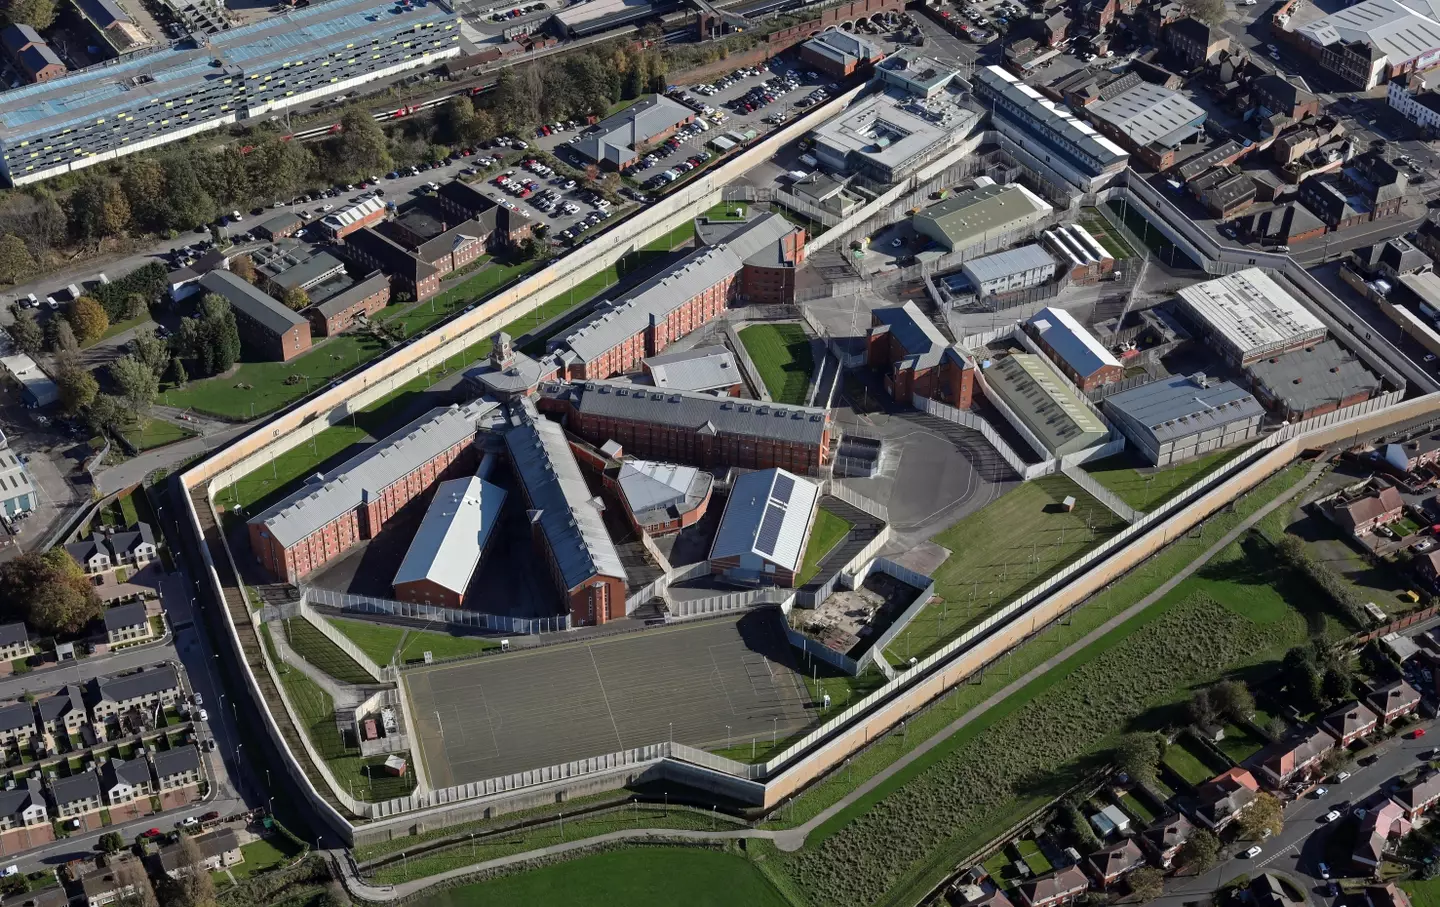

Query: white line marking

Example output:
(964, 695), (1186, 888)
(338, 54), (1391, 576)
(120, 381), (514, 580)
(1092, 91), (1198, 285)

(589, 646), (625, 751)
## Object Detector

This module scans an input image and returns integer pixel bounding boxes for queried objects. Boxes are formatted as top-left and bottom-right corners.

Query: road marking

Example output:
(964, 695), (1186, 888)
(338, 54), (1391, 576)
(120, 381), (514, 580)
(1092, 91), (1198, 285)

(1254, 842), (1298, 868)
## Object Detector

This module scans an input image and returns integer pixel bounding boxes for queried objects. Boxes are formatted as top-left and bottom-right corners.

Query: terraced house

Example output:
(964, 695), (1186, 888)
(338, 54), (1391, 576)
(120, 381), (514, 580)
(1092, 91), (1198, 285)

(88, 667), (180, 727)
(1369, 679), (1422, 723)
(36, 686), (87, 742)
(1324, 700), (1379, 746)
(0, 0), (460, 185)
(1257, 726), (1333, 786)
(48, 771), (102, 819)
(152, 745), (203, 792)
(0, 701), (36, 749)
(103, 602), (152, 647)
(101, 758), (153, 805)
(0, 622), (33, 663)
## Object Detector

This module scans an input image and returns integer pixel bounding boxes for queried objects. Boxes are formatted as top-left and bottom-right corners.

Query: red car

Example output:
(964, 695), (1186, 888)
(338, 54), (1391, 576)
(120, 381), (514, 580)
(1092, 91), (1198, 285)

(141, 828), (162, 838)
(1413, 728), (1428, 739)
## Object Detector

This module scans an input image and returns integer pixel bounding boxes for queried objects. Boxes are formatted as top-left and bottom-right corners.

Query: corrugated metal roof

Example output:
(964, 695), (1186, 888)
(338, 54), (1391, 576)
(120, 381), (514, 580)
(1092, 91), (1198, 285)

(321, 196), (385, 233)
(963, 244), (1058, 284)
(392, 475), (506, 596)
(1299, 0), (1440, 65)
(505, 411), (626, 590)
(1104, 373), (1264, 444)
(985, 354), (1108, 454)
(199, 270), (306, 336)
(1089, 81), (1206, 148)
(710, 468), (820, 572)
(547, 380), (831, 445)
(573, 94), (693, 166)
(913, 184), (1052, 249)
(1177, 269), (1326, 360)
(249, 401), (497, 548)
(643, 346), (739, 392)
(1027, 305), (1119, 379)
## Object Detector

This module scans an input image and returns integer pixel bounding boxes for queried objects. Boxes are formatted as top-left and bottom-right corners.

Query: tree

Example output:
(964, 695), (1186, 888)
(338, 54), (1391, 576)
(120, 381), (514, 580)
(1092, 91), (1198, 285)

(1129, 867), (1165, 903)
(0, 551), (102, 636)
(55, 363), (97, 414)
(1282, 645), (1323, 708)
(1116, 732), (1163, 785)
(120, 292), (148, 321)
(159, 155), (215, 231)
(281, 286), (310, 311)
(48, 318), (77, 354)
(7, 308), (41, 354)
(85, 394), (128, 437)
(114, 858), (158, 907)
(1319, 748), (1351, 778)
(169, 357), (188, 389)
(1061, 798), (1101, 852)
(169, 833), (219, 907)
(120, 159), (168, 232)
(440, 96), (476, 145)
(1213, 680), (1254, 722)
(1188, 687), (1217, 728)
(230, 255), (257, 285)
(1322, 660), (1354, 704)
(67, 296), (109, 345)
(68, 180), (131, 242)
(0, 233), (35, 285)
(1238, 792), (1284, 842)
(1, 0), (57, 30)
(98, 831), (124, 853)
(129, 327), (170, 378)
(1177, 827), (1220, 873)
(334, 107), (393, 179)
(1180, 0), (1225, 25)
(109, 355), (159, 414)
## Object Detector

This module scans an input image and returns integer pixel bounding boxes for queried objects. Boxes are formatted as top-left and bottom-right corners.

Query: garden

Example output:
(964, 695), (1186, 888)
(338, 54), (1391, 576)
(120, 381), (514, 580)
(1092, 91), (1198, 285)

(1161, 736), (1229, 787)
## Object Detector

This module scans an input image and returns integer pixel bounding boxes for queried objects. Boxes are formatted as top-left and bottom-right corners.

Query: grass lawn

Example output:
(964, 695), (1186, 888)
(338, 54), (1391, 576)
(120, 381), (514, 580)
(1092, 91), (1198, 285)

(882, 476), (1127, 666)
(1118, 792), (1156, 824)
(1084, 446), (1249, 512)
(230, 837), (303, 880)
(1104, 200), (1201, 270)
(377, 258), (542, 340)
(797, 509), (853, 585)
(219, 423), (368, 514)
(739, 322), (814, 405)
(702, 201), (749, 222)
(1162, 739), (1224, 786)
(1078, 208), (1138, 259)
(1015, 839), (1051, 875)
(118, 492), (140, 528)
(430, 847), (790, 907)
(163, 332), (387, 420)
(284, 618), (375, 684)
(328, 618), (405, 666)
(85, 314), (151, 348)
(120, 416), (196, 453)
(397, 629), (499, 664)
(1402, 879), (1440, 907)
(1217, 723), (1266, 763)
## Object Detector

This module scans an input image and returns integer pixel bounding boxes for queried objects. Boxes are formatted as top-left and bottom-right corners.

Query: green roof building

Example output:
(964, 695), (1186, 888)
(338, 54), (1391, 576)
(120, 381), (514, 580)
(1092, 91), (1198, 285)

(983, 353), (1109, 456)
(912, 183), (1053, 252)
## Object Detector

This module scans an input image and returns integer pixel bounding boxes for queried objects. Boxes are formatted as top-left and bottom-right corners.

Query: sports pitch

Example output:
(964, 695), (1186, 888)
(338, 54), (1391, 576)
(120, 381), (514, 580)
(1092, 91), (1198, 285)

(404, 612), (813, 788)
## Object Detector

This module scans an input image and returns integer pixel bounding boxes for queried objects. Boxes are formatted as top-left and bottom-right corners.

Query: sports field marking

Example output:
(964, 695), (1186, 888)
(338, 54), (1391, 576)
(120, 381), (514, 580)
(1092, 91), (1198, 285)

(706, 643), (740, 717)
(589, 647), (626, 750)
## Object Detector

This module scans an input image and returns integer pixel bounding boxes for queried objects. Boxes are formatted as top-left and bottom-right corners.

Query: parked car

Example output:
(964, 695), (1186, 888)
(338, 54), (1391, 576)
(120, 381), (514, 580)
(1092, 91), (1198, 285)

(1244, 846), (1263, 858)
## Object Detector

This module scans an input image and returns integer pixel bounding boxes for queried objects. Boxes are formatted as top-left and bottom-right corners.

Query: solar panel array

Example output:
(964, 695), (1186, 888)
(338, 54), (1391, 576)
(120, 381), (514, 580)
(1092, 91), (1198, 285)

(755, 505), (786, 555)
(772, 473), (795, 504)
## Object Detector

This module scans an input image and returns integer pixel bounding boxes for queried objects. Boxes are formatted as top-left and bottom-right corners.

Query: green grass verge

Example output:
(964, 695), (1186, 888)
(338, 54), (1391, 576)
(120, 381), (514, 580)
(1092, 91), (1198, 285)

(86, 314), (152, 348)
(1162, 739), (1223, 786)
(1084, 446), (1249, 512)
(424, 846), (788, 907)
(118, 493), (140, 528)
(1402, 878), (1440, 907)
(230, 837), (303, 880)
(739, 322), (814, 405)
(882, 476), (1127, 666)
(797, 510), (853, 586)
(327, 618), (405, 666)
(120, 416), (196, 453)
(326, 617), (500, 667)
(701, 201), (749, 222)
(284, 618), (375, 685)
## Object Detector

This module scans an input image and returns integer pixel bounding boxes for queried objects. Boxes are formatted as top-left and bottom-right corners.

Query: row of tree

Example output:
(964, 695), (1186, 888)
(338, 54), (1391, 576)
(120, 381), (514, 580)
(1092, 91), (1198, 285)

(1273, 535), (1369, 628)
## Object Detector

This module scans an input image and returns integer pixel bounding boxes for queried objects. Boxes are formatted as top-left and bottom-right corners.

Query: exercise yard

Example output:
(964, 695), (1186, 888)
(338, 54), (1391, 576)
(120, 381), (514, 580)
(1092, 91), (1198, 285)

(738, 323), (815, 405)
(404, 611), (812, 788)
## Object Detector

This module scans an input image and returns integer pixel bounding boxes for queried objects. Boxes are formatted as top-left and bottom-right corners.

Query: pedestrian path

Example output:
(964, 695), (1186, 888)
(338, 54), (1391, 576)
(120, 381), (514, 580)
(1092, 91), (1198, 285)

(332, 459), (1326, 902)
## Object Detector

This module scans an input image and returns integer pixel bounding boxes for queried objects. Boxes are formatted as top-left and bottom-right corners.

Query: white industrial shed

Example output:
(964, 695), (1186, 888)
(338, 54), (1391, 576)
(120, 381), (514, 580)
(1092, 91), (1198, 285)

(392, 473), (507, 608)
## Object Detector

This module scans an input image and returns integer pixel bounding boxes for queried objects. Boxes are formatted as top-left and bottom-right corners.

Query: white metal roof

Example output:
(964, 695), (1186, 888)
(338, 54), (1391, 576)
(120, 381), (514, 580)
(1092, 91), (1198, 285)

(321, 196), (385, 233)
(710, 468), (820, 573)
(250, 401), (498, 548)
(1044, 223), (1111, 267)
(1298, 0), (1440, 64)
(618, 460), (698, 514)
(1088, 81), (1207, 148)
(392, 475), (506, 596)
(962, 244), (1058, 284)
(1176, 268), (1327, 360)
(1027, 306), (1120, 379)
(643, 346), (740, 392)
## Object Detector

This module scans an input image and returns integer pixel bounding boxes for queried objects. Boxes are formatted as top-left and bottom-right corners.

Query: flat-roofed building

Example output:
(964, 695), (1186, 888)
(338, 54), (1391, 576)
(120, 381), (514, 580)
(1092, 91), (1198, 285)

(574, 94), (695, 170)
(391, 475), (506, 609)
(1245, 339), (1382, 420)
(642, 347), (742, 395)
(874, 48), (960, 98)
(983, 353), (1109, 456)
(800, 31), (884, 78)
(0, 0), (459, 186)
(710, 468), (821, 587)
(961, 244), (1058, 298)
(1025, 306), (1124, 391)
(810, 89), (980, 185)
(613, 458), (713, 535)
(913, 185), (1053, 253)
(1086, 80), (1207, 170)
(971, 66), (1130, 191)
(537, 380), (833, 476)
(198, 270), (311, 362)
(1103, 373), (1264, 465)
(1175, 268), (1328, 365)
(550, 0), (657, 38)
(505, 409), (626, 626)
(247, 401), (498, 583)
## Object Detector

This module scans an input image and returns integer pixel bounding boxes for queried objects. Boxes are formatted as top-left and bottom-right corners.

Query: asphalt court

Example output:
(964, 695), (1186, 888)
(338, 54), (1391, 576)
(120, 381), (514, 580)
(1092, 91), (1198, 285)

(404, 611), (814, 788)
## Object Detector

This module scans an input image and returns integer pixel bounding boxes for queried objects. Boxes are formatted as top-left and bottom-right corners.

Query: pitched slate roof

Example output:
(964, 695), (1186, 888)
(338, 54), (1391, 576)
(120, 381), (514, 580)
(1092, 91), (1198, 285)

(1087, 838), (1145, 879)
(103, 757), (152, 789)
(0, 622), (29, 648)
(152, 744), (201, 779)
(1370, 679), (1421, 716)
(1325, 700), (1380, 738)
(48, 770), (100, 805)
(199, 270), (306, 336)
(1027, 306), (1120, 379)
(543, 381), (831, 446)
(0, 702), (32, 733)
(102, 601), (148, 633)
(872, 301), (951, 370)
(93, 665), (178, 705)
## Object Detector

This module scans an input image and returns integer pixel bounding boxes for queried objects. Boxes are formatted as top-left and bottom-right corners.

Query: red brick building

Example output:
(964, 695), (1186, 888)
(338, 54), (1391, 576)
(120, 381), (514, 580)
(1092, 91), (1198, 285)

(246, 402), (495, 583)
(306, 272), (391, 337)
(381, 196), (492, 279)
(505, 413), (628, 626)
(434, 180), (533, 249)
(799, 31), (885, 79)
(866, 302), (976, 406)
(343, 227), (442, 301)
(607, 456), (714, 536)
(1, 25), (65, 83)
(199, 270), (311, 362)
(1025, 306), (1125, 391)
(1323, 700), (1379, 746)
(317, 197), (387, 241)
(556, 213), (804, 380)
(538, 381), (833, 477)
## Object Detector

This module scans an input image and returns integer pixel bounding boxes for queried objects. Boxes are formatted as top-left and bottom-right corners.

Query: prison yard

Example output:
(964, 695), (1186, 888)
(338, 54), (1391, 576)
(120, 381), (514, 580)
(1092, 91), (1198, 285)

(739, 322), (817, 405)
(1083, 446), (1251, 512)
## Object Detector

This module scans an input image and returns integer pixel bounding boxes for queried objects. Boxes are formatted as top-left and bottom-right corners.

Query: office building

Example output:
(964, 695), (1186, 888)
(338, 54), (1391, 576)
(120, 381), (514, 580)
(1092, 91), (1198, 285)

(197, 270), (311, 362)
(574, 94), (695, 171)
(809, 89), (979, 185)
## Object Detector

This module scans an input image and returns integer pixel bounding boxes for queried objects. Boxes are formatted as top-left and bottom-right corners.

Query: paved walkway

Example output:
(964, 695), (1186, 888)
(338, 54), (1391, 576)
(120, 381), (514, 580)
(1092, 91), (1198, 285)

(331, 460), (1327, 902)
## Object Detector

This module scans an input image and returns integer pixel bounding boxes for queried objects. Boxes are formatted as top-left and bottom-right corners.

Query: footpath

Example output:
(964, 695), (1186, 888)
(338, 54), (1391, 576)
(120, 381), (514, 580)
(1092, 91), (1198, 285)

(331, 459), (1327, 902)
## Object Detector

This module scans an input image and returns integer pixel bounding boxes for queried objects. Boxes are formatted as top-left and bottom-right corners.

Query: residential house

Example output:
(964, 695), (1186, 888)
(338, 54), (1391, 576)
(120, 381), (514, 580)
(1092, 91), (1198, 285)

(0, 701), (35, 749)
(1332, 485), (1405, 536)
(1043, 11), (1071, 46)
(102, 602), (152, 647)
(1017, 866), (1091, 907)
(1167, 18), (1229, 69)
(152, 745), (202, 792)
(1085, 838), (1147, 887)
(1354, 799), (1410, 868)
(77, 856), (141, 907)
(1392, 772), (1440, 819)
(156, 828), (243, 878)
(0, 623), (32, 663)
(88, 666), (180, 726)
(36, 686), (87, 742)
(1194, 767), (1259, 830)
(1086, 0), (1138, 30)
(64, 538), (111, 574)
(48, 771), (102, 818)
(1324, 701), (1380, 746)
(1192, 167), (1257, 218)
(105, 524), (156, 567)
(1347, 152), (1407, 222)
(1140, 813), (1193, 868)
(1257, 726), (1334, 787)
(1359, 237), (1432, 280)
(100, 758), (153, 805)
(0, 779), (46, 831)
(3, 887), (67, 907)
(1253, 74), (1320, 122)
(1369, 679), (1422, 724)
(1300, 176), (1370, 231)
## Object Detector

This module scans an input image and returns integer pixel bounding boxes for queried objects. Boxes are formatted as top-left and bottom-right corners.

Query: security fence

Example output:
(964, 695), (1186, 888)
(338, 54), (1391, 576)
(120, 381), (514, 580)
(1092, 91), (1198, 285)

(916, 394), (1048, 481)
(303, 587), (571, 635)
(295, 598), (390, 682)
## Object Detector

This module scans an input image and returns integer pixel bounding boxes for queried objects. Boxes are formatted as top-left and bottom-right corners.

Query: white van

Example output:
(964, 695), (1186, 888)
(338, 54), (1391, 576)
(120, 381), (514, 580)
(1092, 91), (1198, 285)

(799, 153), (818, 167)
